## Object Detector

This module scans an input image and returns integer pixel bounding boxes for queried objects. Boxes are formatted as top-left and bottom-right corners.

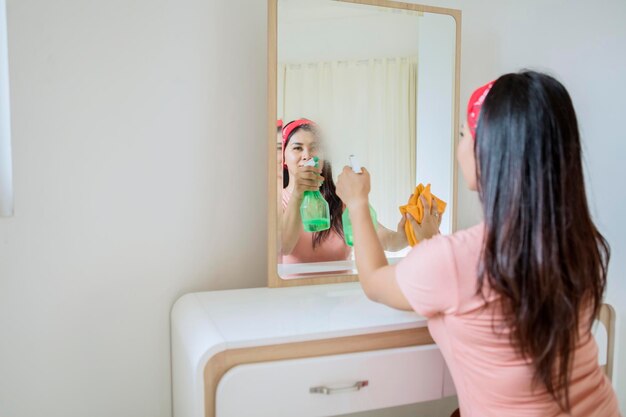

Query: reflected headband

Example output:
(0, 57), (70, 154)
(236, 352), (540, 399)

(281, 118), (316, 167)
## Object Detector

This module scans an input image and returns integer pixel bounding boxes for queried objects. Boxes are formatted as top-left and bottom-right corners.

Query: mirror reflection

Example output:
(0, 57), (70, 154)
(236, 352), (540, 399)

(276, 0), (457, 279)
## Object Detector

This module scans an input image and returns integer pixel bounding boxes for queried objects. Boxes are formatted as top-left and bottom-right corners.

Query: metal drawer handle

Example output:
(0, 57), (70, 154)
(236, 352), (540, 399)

(309, 380), (369, 395)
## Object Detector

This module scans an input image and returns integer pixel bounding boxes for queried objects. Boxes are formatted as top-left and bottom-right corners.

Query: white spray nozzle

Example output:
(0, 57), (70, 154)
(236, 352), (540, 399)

(348, 155), (362, 173)
(304, 157), (318, 168)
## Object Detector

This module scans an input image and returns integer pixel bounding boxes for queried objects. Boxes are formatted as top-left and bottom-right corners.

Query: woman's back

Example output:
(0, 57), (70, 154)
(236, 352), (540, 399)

(396, 224), (620, 417)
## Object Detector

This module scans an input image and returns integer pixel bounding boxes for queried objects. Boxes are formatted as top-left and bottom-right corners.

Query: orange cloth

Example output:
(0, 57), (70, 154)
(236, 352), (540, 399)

(399, 184), (447, 246)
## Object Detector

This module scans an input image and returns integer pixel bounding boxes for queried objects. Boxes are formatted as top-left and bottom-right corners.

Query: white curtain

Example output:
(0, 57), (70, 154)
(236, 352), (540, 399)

(278, 57), (417, 230)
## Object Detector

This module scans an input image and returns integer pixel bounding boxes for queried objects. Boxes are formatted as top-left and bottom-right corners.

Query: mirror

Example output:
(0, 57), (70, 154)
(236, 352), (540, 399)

(268, 0), (461, 286)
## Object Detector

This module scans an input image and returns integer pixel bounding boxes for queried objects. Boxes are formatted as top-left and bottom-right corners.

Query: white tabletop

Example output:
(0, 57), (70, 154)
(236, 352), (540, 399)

(277, 256), (406, 279)
(172, 282), (428, 359)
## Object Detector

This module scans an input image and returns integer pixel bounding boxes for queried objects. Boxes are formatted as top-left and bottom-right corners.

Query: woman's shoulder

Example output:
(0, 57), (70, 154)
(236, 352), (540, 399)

(403, 222), (484, 261)
(416, 222), (484, 257)
(395, 222), (486, 316)
(433, 222), (484, 271)
(442, 222), (484, 248)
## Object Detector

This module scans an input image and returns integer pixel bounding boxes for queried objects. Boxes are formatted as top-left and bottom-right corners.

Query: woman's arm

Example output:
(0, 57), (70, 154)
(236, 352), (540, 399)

(335, 166), (411, 309)
(336, 166), (441, 310)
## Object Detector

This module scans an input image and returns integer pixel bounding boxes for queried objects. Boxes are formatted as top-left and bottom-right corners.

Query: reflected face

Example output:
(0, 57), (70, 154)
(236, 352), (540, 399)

(457, 123), (477, 191)
(284, 130), (324, 177)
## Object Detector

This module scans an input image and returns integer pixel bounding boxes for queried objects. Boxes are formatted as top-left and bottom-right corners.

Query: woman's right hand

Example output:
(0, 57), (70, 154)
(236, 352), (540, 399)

(292, 165), (324, 196)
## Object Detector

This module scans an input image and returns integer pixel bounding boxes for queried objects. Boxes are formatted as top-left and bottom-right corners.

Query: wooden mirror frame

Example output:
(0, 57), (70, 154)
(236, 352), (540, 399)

(268, 0), (462, 288)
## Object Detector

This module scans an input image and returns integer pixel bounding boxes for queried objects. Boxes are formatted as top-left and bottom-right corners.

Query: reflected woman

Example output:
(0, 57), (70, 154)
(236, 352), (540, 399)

(280, 118), (408, 264)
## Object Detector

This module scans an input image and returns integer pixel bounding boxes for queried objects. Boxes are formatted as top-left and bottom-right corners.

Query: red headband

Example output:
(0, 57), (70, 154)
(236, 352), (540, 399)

(282, 118), (315, 145)
(276, 119), (283, 129)
(281, 118), (316, 167)
(467, 80), (495, 138)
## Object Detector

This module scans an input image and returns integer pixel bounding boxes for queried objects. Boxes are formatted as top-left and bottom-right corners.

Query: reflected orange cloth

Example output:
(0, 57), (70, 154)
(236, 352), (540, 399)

(399, 184), (447, 246)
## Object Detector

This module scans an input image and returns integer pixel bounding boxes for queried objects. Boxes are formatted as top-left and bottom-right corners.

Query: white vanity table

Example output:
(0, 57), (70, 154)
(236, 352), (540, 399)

(171, 282), (456, 417)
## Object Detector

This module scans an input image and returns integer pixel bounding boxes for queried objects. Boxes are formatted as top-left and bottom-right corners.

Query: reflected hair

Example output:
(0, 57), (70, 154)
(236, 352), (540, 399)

(475, 71), (609, 412)
(283, 123), (344, 248)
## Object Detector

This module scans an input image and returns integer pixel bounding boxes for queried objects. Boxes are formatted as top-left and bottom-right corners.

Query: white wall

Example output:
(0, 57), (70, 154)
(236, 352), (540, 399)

(0, 1), (624, 417)
(0, 1), (268, 416)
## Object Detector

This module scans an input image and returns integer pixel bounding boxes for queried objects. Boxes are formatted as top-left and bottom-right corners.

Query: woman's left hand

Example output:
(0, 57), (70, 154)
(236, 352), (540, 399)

(336, 166), (371, 209)
(405, 195), (441, 242)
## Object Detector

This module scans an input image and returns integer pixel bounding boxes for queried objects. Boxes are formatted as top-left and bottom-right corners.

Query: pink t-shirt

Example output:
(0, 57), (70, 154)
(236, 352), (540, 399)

(281, 188), (351, 264)
(396, 223), (620, 417)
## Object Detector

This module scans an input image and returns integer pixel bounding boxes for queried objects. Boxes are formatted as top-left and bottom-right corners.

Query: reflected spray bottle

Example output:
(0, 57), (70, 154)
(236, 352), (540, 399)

(300, 157), (331, 232)
(342, 155), (377, 246)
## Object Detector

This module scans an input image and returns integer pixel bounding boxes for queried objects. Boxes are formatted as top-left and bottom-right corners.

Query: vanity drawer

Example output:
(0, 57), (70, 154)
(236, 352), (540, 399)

(215, 344), (444, 417)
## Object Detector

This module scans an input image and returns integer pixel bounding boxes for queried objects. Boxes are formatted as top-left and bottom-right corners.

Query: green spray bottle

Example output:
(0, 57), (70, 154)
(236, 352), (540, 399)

(342, 155), (377, 246)
(300, 157), (331, 232)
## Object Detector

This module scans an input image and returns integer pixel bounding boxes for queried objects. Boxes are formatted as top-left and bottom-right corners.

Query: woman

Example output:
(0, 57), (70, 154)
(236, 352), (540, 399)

(335, 72), (620, 416)
(280, 118), (407, 264)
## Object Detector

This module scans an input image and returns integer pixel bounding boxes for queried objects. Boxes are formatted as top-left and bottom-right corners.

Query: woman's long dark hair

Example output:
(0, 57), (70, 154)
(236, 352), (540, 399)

(283, 123), (344, 248)
(475, 71), (610, 412)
